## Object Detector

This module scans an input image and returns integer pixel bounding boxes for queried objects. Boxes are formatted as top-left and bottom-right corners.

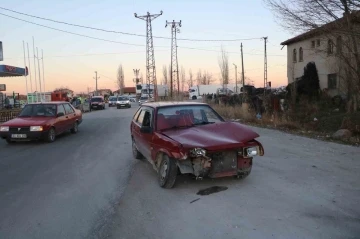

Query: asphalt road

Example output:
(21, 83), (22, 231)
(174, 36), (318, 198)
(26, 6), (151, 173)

(0, 103), (138, 239)
(1, 102), (360, 239)
(109, 123), (360, 239)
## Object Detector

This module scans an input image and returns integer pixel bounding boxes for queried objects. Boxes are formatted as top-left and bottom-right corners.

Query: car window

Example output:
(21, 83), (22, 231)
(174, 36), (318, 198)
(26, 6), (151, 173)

(57, 104), (66, 115)
(142, 111), (152, 127)
(19, 104), (57, 117)
(133, 108), (141, 121)
(63, 103), (75, 114)
(136, 110), (146, 125)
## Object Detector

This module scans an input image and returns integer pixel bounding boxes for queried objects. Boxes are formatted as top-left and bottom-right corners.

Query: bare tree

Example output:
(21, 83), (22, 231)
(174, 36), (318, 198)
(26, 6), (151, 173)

(117, 64), (125, 95)
(264, 0), (360, 111)
(180, 66), (186, 92)
(218, 46), (230, 87)
(196, 69), (213, 85)
(188, 69), (194, 87)
(162, 65), (168, 86)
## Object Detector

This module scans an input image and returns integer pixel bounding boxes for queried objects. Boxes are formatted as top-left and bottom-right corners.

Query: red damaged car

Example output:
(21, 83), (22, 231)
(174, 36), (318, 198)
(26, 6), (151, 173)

(130, 102), (264, 189)
(0, 102), (82, 144)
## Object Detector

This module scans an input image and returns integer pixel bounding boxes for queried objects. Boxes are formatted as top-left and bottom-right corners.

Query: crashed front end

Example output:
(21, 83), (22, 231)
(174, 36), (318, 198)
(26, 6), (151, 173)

(176, 140), (264, 179)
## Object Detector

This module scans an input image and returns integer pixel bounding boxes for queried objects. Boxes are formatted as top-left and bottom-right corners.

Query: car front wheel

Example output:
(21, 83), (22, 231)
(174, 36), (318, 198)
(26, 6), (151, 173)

(158, 155), (178, 189)
(46, 127), (56, 143)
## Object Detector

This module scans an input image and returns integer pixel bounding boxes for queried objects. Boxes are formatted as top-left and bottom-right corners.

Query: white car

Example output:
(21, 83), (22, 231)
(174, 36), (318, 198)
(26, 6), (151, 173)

(116, 96), (131, 109)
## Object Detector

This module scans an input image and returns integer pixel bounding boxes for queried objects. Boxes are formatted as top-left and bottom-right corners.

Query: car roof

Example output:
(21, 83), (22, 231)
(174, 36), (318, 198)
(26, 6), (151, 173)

(141, 101), (208, 108)
(27, 101), (69, 105)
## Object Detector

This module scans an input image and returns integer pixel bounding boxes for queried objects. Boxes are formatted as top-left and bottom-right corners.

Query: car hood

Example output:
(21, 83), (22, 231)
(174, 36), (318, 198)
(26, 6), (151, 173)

(2, 117), (53, 127)
(161, 121), (259, 151)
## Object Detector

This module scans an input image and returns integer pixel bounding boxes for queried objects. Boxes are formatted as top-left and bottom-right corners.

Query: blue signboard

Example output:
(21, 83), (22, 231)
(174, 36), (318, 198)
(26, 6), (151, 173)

(0, 65), (28, 77)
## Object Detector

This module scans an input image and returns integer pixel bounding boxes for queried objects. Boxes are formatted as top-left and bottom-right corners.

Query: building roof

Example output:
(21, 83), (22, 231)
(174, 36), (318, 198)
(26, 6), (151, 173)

(142, 101), (207, 108)
(281, 11), (360, 46)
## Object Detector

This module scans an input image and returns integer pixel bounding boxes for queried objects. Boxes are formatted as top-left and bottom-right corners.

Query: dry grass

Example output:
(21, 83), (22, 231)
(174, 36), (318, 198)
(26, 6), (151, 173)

(211, 104), (301, 131)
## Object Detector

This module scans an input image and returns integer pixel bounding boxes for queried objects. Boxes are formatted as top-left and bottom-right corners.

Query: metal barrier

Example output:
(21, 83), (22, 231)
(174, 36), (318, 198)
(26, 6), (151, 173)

(0, 110), (22, 123)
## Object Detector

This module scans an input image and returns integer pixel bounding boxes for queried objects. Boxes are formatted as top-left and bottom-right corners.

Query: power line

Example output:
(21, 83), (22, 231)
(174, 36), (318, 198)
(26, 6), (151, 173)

(0, 13), (286, 57)
(0, 7), (263, 42)
(0, 12), (147, 47)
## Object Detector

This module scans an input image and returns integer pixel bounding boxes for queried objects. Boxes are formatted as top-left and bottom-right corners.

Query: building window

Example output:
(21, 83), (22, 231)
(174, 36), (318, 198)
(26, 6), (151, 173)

(311, 41), (315, 48)
(336, 36), (342, 54)
(328, 39), (334, 55)
(299, 47), (303, 62)
(293, 49), (297, 62)
(327, 73), (337, 89)
(316, 39), (320, 47)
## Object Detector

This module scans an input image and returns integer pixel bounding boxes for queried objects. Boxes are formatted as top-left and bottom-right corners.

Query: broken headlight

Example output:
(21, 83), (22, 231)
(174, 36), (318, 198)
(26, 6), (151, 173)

(190, 148), (206, 157)
(242, 147), (258, 157)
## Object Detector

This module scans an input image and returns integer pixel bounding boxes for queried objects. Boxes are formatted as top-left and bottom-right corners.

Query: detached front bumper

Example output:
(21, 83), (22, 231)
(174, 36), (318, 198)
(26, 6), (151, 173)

(0, 130), (49, 142)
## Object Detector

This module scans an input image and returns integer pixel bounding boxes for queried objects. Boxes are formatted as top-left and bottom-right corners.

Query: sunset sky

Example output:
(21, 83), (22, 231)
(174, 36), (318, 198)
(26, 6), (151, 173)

(0, 0), (292, 95)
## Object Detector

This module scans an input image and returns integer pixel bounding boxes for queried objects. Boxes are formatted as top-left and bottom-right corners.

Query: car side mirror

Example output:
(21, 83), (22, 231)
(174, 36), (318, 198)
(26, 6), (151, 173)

(57, 112), (65, 117)
(140, 126), (153, 134)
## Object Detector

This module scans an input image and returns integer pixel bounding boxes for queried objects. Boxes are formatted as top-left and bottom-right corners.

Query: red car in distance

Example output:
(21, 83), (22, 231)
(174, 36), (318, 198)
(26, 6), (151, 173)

(130, 102), (264, 189)
(0, 102), (82, 144)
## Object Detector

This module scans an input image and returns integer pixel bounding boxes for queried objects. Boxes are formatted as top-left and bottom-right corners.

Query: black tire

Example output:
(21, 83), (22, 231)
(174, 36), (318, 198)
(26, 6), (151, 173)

(117, 106), (120, 109)
(128, 104), (131, 108)
(70, 121), (79, 134)
(192, 96), (197, 100)
(132, 138), (143, 159)
(158, 155), (178, 189)
(6, 138), (14, 144)
(46, 127), (56, 143)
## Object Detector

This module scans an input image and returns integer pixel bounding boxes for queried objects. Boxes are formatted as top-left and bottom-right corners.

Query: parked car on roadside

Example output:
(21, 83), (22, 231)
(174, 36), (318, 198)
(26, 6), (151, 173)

(0, 102), (82, 144)
(116, 96), (131, 109)
(90, 96), (105, 110)
(130, 102), (264, 189)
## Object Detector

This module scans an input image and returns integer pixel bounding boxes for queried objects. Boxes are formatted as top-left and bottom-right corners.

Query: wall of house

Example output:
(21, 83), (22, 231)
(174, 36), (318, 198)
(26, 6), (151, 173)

(286, 27), (360, 99)
(286, 36), (339, 95)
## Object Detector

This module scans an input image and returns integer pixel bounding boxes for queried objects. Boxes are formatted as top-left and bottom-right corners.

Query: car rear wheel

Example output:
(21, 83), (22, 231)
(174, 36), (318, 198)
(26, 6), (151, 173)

(46, 127), (56, 143)
(70, 121), (79, 134)
(158, 155), (178, 189)
(132, 138), (143, 159)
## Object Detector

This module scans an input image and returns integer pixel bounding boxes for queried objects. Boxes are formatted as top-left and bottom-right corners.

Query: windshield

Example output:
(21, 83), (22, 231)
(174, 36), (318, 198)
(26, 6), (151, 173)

(109, 97), (117, 101)
(19, 104), (57, 117)
(156, 105), (224, 130)
(91, 97), (103, 102)
(140, 97), (148, 100)
(117, 97), (128, 101)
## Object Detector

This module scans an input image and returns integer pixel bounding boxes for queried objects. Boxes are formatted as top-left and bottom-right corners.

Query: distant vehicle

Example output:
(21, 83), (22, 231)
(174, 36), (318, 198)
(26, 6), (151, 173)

(188, 84), (222, 100)
(0, 102), (82, 144)
(138, 96), (149, 105)
(136, 84), (169, 98)
(108, 96), (117, 107)
(116, 96), (131, 109)
(130, 101), (264, 188)
(90, 96), (105, 110)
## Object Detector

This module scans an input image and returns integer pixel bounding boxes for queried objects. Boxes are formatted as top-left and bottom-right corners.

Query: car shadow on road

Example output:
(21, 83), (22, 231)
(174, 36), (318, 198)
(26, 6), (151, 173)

(138, 157), (251, 191)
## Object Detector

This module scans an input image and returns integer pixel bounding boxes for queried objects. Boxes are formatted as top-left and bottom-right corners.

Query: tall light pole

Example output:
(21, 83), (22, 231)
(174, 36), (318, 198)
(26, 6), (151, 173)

(233, 63), (237, 93)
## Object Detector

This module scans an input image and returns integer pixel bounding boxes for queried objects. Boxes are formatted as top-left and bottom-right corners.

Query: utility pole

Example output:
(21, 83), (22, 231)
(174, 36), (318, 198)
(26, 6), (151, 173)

(262, 37), (268, 95)
(165, 20), (181, 98)
(94, 71), (100, 96)
(233, 63), (237, 93)
(240, 43), (245, 89)
(134, 11), (163, 100)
